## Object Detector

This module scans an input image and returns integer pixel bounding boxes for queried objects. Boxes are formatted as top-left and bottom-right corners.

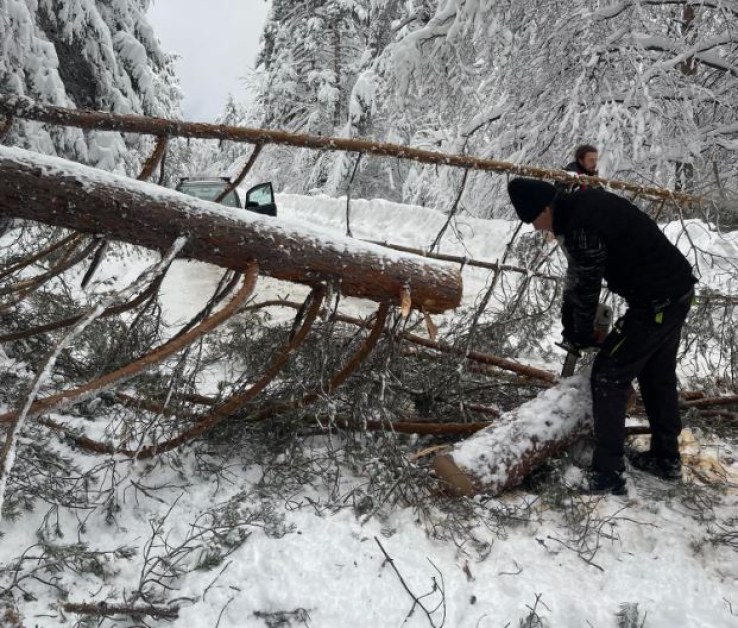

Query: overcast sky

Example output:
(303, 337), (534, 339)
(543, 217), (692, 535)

(147, 0), (271, 122)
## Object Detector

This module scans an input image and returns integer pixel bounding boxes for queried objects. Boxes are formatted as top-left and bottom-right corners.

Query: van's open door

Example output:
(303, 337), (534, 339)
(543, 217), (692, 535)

(244, 182), (277, 217)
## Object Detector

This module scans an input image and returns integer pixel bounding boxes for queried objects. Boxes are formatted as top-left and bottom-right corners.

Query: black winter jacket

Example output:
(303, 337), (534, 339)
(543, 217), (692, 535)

(553, 188), (696, 346)
(556, 161), (596, 193)
(563, 160), (592, 176)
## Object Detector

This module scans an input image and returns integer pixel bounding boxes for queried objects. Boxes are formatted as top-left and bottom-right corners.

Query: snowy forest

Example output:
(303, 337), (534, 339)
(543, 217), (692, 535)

(0, 1), (737, 627)
(247, 0), (738, 216)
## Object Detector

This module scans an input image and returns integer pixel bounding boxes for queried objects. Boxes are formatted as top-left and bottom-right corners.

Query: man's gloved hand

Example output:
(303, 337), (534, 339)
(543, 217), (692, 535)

(562, 331), (601, 352)
(562, 300), (609, 350)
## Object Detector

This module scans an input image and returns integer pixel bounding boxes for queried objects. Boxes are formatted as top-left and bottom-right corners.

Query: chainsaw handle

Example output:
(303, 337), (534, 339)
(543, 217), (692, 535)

(555, 341), (581, 357)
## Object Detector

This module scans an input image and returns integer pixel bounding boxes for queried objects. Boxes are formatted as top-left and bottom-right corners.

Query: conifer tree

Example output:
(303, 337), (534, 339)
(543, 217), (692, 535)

(375, 0), (738, 213)
(0, 0), (182, 174)
(248, 0), (738, 215)
(252, 0), (377, 192)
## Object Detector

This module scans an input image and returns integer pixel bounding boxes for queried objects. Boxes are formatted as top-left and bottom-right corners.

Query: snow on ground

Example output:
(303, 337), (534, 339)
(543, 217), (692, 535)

(2, 190), (738, 627)
(2, 440), (737, 627)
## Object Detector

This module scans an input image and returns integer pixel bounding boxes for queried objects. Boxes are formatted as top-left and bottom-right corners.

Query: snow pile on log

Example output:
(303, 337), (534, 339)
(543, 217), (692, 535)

(434, 373), (593, 496)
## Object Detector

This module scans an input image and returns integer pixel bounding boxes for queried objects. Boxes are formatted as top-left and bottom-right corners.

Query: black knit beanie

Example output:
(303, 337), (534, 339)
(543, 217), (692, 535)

(507, 178), (557, 223)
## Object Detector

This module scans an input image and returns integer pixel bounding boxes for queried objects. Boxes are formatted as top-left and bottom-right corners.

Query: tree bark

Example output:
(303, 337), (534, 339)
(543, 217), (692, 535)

(0, 95), (706, 207)
(433, 374), (592, 496)
(0, 146), (462, 313)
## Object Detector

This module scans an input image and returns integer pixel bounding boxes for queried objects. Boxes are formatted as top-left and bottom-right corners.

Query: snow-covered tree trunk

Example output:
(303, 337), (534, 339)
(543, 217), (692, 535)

(0, 0), (181, 173)
(0, 145), (463, 312)
(433, 374), (593, 497)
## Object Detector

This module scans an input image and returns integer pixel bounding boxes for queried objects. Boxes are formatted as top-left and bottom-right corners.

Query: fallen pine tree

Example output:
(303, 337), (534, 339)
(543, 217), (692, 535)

(0, 145), (462, 313)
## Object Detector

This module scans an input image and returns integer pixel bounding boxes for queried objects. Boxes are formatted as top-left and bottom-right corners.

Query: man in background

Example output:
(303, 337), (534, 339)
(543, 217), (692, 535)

(558, 144), (599, 192)
(566, 144), (599, 176)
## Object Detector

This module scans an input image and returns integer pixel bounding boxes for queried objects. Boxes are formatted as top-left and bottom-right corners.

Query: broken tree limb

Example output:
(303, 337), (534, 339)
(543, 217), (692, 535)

(214, 143), (263, 203)
(682, 395), (738, 409)
(62, 602), (179, 621)
(403, 332), (558, 384)
(366, 240), (561, 282)
(137, 135), (168, 182)
(0, 95), (706, 207)
(0, 264), (258, 428)
(0, 145), (462, 313)
(433, 374), (592, 496)
(337, 416), (491, 436)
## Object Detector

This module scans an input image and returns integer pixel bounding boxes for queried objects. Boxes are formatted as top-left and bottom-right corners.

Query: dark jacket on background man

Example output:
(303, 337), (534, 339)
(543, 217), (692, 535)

(563, 160), (591, 176)
(556, 161), (597, 192)
(555, 188), (696, 348)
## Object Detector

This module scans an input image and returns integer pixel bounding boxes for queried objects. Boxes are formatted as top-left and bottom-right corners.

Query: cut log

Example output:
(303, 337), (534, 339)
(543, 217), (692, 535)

(433, 374), (592, 496)
(0, 146), (462, 313)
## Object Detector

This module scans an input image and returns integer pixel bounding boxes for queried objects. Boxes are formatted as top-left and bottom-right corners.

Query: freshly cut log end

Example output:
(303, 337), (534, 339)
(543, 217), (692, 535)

(433, 454), (478, 497)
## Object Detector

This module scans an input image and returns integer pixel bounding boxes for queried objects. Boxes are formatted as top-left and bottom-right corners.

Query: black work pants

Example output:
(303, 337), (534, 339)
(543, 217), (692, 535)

(590, 295), (692, 472)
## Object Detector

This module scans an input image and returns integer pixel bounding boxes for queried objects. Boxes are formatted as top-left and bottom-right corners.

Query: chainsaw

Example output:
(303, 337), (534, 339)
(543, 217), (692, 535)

(557, 302), (613, 378)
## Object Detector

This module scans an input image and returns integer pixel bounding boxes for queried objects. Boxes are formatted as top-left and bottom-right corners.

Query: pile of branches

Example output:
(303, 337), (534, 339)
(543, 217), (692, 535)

(0, 167), (736, 628)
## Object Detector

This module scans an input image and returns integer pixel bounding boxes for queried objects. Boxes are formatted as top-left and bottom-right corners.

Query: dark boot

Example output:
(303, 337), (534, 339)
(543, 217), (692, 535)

(584, 469), (627, 496)
(628, 450), (682, 480)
